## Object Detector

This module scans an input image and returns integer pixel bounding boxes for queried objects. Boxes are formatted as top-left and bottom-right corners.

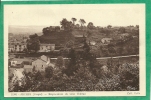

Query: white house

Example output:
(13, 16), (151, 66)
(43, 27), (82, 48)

(90, 41), (96, 45)
(32, 55), (55, 72)
(10, 59), (24, 68)
(39, 44), (55, 52)
(119, 33), (129, 39)
(101, 38), (113, 44)
(8, 45), (14, 52)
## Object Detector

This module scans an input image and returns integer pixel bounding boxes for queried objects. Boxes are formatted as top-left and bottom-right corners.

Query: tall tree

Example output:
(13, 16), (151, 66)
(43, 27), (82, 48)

(107, 25), (112, 29)
(27, 33), (40, 53)
(118, 27), (126, 33)
(79, 19), (86, 26)
(60, 18), (68, 30)
(60, 18), (72, 31)
(71, 18), (77, 25)
(87, 22), (94, 29)
(42, 27), (49, 35)
(55, 56), (64, 69)
(45, 66), (53, 80)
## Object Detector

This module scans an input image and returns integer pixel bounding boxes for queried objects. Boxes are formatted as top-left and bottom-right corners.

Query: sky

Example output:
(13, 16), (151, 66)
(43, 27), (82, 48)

(4, 4), (144, 27)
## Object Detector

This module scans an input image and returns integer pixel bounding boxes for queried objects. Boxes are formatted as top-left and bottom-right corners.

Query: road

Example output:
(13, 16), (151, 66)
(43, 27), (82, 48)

(50, 54), (139, 59)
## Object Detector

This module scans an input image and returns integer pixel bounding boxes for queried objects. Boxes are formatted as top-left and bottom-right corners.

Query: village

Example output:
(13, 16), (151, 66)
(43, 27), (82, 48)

(8, 18), (139, 92)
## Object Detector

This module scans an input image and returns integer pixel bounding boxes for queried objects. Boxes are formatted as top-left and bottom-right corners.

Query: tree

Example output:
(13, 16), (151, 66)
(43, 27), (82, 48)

(75, 24), (80, 29)
(34, 71), (43, 81)
(107, 25), (112, 28)
(118, 27), (126, 33)
(65, 40), (74, 48)
(79, 19), (86, 26)
(60, 18), (68, 30)
(27, 33), (40, 53)
(87, 22), (94, 29)
(136, 25), (139, 29)
(83, 41), (90, 53)
(45, 66), (53, 80)
(60, 18), (72, 31)
(42, 27), (49, 35)
(55, 26), (60, 32)
(71, 18), (77, 25)
(55, 56), (64, 69)
(32, 66), (36, 72)
(68, 47), (76, 65)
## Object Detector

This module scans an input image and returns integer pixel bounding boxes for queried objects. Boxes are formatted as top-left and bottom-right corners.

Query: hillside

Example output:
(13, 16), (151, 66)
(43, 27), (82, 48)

(39, 31), (75, 46)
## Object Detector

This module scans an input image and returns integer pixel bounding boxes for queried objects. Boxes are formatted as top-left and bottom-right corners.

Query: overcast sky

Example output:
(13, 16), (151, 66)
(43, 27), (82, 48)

(5, 4), (144, 27)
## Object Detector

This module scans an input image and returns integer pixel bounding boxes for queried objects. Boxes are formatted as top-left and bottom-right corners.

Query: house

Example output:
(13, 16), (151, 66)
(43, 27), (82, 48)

(89, 41), (96, 46)
(132, 36), (138, 38)
(32, 55), (55, 72)
(8, 45), (14, 52)
(10, 59), (24, 68)
(32, 59), (47, 72)
(74, 35), (86, 45)
(119, 33), (129, 39)
(10, 58), (32, 68)
(9, 54), (16, 59)
(40, 55), (49, 62)
(9, 42), (27, 52)
(101, 38), (113, 44)
(39, 44), (55, 52)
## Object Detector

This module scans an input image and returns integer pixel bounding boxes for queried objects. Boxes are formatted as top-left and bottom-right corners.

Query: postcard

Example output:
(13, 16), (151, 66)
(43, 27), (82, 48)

(4, 4), (145, 97)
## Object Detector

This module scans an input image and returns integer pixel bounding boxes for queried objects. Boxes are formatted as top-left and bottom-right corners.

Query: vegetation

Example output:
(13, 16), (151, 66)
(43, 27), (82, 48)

(27, 33), (40, 52)
(9, 34), (139, 91)
(8, 17), (139, 92)
(9, 56), (139, 91)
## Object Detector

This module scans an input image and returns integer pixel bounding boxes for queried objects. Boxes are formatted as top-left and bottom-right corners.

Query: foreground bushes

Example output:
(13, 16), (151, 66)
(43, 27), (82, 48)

(9, 59), (139, 91)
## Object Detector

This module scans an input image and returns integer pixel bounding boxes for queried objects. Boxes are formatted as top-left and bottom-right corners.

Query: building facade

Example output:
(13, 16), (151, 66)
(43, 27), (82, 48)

(9, 42), (27, 52)
(32, 55), (55, 72)
(39, 44), (55, 52)
(101, 38), (113, 44)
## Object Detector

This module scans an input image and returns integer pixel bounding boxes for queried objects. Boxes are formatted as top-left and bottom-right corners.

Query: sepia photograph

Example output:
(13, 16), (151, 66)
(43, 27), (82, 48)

(4, 4), (145, 97)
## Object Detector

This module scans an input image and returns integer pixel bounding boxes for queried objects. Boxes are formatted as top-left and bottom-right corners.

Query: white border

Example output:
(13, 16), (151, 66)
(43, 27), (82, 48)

(4, 4), (146, 97)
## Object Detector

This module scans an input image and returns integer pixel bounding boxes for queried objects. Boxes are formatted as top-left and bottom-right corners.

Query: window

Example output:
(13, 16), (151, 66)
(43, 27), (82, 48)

(42, 65), (43, 69)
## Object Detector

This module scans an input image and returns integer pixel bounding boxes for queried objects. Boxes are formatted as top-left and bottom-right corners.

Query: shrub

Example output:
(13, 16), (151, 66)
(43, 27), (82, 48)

(118, 63), (139, 90)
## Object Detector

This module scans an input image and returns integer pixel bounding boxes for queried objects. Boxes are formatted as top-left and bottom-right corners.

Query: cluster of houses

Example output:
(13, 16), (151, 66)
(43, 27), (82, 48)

(9, 55), (55, 74)
(8, 42), (56, 53)
(8, 36), (114, 53)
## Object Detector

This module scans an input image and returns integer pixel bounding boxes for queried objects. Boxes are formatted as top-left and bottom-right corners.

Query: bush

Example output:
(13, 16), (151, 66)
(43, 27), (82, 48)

(45, 66), (53, 80)
(95, 75), (121, 91)
(119, 63), (139, 90)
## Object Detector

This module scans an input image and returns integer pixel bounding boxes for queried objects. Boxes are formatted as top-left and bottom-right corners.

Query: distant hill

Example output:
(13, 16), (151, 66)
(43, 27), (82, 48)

(8, 25), (45, 35)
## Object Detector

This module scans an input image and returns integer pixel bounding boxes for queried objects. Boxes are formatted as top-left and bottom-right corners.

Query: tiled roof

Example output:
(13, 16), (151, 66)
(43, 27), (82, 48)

(32, 58), (47, 63)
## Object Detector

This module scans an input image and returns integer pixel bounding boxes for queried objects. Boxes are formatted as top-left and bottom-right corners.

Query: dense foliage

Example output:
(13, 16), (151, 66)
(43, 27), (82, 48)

(27, 34), (40, 53)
